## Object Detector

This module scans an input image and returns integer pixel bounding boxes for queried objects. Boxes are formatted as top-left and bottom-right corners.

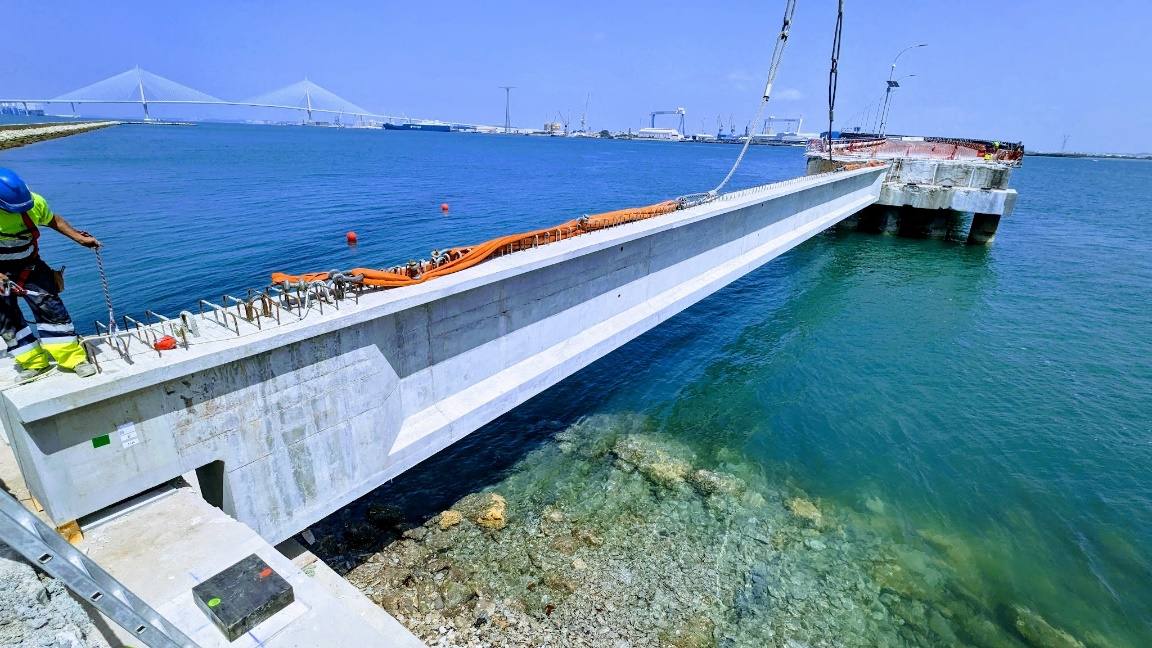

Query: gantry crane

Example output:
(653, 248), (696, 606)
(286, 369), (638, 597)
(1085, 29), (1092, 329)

(763, 115), (803, 135)
(650, 107), (686, 134)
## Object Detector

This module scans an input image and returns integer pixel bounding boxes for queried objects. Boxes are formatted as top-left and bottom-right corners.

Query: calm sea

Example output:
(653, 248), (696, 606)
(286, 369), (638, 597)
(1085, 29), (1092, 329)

(4, 124), (1150, 645)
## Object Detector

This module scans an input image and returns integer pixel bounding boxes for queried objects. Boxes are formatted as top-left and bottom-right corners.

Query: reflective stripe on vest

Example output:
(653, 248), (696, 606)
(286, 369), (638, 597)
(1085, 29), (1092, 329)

(0, 212), (39, 262)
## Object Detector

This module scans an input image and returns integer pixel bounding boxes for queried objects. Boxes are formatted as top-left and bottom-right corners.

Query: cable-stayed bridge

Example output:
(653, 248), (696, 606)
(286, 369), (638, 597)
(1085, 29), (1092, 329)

(3, 66), (421, 124)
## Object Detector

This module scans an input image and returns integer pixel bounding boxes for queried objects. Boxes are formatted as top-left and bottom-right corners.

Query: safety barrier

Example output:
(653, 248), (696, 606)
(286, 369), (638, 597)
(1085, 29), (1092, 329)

(808, 136), (1024, 165)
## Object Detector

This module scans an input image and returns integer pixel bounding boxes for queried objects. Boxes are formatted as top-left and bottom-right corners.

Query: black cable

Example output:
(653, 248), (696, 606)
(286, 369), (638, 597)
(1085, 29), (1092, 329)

(827, 0), (844, 162)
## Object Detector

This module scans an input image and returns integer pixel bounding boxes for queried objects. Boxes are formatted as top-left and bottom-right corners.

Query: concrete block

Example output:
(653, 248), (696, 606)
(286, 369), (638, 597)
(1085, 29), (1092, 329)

(192, 554), (294, 641)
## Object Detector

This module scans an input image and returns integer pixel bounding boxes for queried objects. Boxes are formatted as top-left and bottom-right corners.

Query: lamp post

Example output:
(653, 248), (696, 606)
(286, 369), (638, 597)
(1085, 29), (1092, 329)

(878, 43), (926, 136)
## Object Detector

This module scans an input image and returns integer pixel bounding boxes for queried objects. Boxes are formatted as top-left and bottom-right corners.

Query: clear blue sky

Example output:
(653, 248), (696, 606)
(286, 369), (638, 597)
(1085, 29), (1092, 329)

(9, 0), (1148, 153)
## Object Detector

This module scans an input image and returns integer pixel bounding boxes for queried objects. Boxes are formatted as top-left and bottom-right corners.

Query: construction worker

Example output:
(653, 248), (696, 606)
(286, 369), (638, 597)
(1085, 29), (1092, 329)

(0, 168), (98, 379)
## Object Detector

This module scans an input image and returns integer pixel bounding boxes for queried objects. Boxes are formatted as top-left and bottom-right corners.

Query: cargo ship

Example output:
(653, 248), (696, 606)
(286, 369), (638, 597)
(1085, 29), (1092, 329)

(383, 120), (451, 132)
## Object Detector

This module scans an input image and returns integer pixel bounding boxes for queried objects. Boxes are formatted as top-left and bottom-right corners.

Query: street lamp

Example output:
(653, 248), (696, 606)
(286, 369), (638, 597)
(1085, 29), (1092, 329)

(878, 43), (926, 136)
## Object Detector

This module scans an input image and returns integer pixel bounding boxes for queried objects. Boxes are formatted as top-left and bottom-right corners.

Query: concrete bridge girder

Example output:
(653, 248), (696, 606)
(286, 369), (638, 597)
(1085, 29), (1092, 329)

(1, 167), (887, 543)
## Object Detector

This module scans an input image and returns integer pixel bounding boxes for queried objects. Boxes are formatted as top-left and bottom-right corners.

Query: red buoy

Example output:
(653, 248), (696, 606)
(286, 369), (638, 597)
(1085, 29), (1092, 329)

(346, 231), (358, 244)
(440, 203), (450, 213)
(153, 335), (178, 351)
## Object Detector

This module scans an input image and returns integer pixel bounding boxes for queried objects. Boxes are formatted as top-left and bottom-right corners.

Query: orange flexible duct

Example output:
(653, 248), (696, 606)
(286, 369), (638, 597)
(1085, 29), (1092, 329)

(270, 200), (681, 289)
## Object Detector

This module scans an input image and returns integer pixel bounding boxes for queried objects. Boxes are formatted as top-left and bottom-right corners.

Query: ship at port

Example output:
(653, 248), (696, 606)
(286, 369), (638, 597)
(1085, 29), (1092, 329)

(383, 120), (452, 132)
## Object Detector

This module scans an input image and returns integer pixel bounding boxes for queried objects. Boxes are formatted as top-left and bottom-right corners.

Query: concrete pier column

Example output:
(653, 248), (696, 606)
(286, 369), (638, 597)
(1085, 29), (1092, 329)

(894, 208), (965, 240)
(927, 213), (952, 239)
(854, 205), (899, 234)
(967, 213), (1001, 244)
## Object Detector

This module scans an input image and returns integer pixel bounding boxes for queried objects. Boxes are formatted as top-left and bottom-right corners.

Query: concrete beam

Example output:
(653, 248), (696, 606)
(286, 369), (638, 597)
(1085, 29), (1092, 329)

(1, 167), (886, 543)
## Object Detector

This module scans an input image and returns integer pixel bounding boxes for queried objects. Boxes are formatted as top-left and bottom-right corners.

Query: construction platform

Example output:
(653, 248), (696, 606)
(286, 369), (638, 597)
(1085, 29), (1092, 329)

(807, 135), (1022, 243)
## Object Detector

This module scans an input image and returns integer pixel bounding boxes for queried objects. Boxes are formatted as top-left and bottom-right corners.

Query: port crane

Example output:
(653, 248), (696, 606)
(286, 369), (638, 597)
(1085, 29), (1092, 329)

(763, 115), (803, 135)
(650, 107), (686, 134)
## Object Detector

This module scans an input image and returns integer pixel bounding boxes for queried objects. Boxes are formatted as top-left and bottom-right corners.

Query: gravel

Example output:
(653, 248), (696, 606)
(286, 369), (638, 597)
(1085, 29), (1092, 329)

(0, 541), (111, 648)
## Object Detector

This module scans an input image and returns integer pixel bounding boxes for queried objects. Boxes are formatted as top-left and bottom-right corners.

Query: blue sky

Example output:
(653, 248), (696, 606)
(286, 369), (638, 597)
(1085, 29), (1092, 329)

(10, 1), (1148, 153)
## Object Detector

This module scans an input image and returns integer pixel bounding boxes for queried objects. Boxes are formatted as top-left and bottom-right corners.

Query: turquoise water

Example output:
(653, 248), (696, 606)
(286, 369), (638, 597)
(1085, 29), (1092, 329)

(5, 126), (1150, 645)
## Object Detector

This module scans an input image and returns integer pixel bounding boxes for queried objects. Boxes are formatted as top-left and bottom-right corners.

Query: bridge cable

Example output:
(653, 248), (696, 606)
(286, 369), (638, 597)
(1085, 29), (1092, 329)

(704, 0), (798, 200)
(826, 0), (844, 162)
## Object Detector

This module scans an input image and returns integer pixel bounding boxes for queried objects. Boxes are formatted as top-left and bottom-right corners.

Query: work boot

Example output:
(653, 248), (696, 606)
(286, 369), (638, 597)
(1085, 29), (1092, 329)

(15, 365), (50, 382)
(72, 362), (98, 378)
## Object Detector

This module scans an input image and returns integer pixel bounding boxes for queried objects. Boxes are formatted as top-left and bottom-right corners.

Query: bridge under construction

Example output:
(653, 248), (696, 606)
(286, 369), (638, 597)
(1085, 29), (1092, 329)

(0, 66), (427, 125)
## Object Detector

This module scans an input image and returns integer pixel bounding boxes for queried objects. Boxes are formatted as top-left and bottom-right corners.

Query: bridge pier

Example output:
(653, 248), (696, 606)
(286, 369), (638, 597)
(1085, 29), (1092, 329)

(967, 213), (1002, 244)
(809, 138), (1019, 245)
(842, 204), (1004, 244)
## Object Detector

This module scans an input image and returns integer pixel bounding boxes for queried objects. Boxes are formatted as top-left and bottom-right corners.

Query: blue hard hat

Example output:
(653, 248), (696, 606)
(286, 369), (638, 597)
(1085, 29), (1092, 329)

(0, 168), (33, 213)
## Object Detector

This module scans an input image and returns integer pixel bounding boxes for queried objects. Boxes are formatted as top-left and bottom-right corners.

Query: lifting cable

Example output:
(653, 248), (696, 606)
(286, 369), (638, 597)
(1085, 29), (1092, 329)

(826, 0), (844, 162)
(705, 0), (798, 198)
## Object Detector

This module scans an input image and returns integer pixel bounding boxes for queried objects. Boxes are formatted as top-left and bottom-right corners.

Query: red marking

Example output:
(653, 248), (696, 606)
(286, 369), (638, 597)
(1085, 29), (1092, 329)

(258, 567), (272, 579)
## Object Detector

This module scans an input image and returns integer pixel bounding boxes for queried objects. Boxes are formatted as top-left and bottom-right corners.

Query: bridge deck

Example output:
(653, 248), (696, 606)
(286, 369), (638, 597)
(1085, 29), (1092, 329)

(1, 166), (886, 543)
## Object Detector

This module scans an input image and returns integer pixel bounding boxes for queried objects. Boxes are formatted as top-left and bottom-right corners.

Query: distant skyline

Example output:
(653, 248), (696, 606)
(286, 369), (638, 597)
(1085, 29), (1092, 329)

(8, 0), (1148, 153)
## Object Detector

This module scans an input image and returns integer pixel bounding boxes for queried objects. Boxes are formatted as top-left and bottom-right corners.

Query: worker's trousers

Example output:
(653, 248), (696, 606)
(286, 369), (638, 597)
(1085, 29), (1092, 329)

(0, 258), (86, 371)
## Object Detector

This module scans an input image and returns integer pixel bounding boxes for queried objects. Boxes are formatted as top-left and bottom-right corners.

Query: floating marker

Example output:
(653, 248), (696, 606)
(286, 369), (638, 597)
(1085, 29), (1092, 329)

(440, 203), (450, 213)
(346, 231), (358, 244)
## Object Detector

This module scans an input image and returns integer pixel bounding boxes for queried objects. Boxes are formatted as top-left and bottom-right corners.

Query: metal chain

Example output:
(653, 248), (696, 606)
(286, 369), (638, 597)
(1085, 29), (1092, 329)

(94, 246), (117, 334)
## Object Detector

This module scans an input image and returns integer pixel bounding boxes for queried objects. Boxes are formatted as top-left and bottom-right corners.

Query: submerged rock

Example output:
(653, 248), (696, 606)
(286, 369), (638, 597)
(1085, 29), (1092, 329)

(1012, 606), (1085, 648)
(688, 469), (746, 497)
(863, 496), (887, 515)
(452, 492), (508, 531)
(612, 435), (694, 489)
(787, 497), (824, 527)
(661, 614), (716, 648)
(438, 510), (463, 531)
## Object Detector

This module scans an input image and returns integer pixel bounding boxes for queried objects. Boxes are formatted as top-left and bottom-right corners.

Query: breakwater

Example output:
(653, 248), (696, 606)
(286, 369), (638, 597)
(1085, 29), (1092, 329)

(0, 121), (119, 150)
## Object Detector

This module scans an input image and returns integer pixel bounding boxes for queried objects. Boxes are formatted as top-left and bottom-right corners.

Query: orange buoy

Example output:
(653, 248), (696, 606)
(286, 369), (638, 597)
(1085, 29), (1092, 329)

(346, 231), (358, 244)
(440, 203), (450, 213)
(153, 335), (178, 351)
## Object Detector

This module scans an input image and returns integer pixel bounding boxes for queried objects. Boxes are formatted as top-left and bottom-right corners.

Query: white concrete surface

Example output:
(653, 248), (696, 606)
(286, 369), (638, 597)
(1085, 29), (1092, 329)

(807, 154), (1018, 217)
(0, 167), (886, 544)
(81, 486), (424, 647)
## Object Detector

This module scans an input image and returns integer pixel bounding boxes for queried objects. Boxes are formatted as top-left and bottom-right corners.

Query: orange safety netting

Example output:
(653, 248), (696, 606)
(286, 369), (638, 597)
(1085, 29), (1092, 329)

(270, 199), (681, 289)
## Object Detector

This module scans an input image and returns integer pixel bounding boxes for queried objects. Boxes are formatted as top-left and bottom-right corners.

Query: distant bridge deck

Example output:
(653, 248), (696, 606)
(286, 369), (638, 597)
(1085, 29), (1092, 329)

(1, 167), (886, 543)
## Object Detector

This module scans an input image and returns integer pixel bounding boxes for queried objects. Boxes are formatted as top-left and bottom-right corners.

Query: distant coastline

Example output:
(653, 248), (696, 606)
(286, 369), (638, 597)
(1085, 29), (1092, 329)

(1026, 151), (1152, 160)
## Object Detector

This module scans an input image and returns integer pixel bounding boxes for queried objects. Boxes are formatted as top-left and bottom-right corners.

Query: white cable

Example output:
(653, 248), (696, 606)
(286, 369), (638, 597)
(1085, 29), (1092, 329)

(709, 0), (799, 197)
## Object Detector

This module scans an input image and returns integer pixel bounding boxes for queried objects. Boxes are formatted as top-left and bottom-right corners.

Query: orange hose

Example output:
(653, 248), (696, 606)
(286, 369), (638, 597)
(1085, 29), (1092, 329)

(270, 200), (681, 288)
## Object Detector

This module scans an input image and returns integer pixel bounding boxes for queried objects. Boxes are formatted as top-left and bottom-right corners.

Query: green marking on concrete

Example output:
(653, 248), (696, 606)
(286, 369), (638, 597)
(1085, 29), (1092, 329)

(208, 597), (221, 608)
(91, 434), (110, 448)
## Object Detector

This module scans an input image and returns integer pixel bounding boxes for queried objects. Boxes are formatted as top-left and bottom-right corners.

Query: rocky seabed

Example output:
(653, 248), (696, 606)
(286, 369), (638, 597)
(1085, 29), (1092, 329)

(316, 414), (1103, 648)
